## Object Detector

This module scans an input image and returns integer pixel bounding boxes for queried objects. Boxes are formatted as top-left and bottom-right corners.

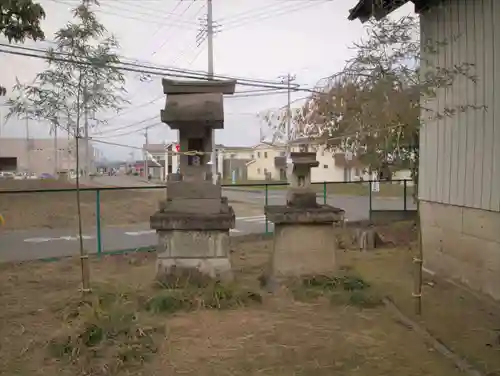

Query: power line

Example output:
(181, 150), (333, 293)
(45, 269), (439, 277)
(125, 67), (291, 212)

(151, 0), (199, 57)
(216, 1), (300, 23)
(93, 122), (163, 138)
(93, 115), (160, 136)
(220, 1), (329, 32)
(0, 44), (313, 92)
(25, 38), (290, 87)
(46, 0), (198, 29)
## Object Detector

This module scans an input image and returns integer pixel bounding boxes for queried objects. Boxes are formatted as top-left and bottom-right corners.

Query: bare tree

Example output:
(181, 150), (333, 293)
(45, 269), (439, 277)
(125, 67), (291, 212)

(265, 14), (486, 315)
(265, 15), (483, 192)
(6, 0), (127, 295)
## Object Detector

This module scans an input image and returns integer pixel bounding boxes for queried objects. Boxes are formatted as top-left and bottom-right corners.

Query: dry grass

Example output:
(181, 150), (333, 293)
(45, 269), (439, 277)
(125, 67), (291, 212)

(0, 180), (262, 230)
(340, 247), (500, 376)
(0, 232), (474, 376)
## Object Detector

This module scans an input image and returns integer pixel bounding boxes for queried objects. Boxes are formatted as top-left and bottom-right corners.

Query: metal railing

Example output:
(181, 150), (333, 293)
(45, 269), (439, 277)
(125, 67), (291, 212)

(0, 179), (414, 259)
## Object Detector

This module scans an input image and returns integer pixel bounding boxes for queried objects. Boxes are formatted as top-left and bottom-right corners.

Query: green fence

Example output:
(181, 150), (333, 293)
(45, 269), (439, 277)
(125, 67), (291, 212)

(0, 179), (414, 259)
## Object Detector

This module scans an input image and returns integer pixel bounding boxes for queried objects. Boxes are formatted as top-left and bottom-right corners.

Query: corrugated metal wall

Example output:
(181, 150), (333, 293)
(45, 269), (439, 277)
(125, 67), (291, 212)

(419, 0), (500, 212)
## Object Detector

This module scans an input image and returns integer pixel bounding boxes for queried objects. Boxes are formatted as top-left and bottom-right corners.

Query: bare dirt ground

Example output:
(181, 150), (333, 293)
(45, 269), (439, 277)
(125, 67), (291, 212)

(0, 180), (263, 230)
(1, 226), (498, 376)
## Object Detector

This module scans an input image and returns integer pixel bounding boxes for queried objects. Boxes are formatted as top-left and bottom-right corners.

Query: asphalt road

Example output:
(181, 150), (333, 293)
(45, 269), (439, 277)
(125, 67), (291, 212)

(222, 188), (416, 221)
(0, 180), (415, 262)
(0, 215), (271, 262)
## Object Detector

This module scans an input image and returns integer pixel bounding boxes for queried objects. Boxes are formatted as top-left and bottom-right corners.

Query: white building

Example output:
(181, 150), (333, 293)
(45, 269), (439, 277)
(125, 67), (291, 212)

(349, 0), (500, 300)
(246, 142), (370, 182)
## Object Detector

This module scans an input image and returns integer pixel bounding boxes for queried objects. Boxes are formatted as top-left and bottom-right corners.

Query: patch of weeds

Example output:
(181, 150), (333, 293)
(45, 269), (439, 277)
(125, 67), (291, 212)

(48, 286), (162, 375)
(330, 290), (383, 308)
(289, 271), (382, 308)
(145, 279), (262, 314)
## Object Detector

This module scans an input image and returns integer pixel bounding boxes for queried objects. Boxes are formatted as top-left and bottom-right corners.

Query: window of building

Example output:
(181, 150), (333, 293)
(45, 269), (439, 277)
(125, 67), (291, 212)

(257, 168), (261, 174)
(264, 152), (268, 158)
(257, 152), (261, 158)
(323, 164), (328, 169)
(250, 153), (254, 159)
(264, 168), (268, 174)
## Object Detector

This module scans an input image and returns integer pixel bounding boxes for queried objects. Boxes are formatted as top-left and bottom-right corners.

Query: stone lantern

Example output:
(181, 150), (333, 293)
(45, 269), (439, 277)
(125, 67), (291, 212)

(150, 78), (237, 282)
(264, 151), (345, 288)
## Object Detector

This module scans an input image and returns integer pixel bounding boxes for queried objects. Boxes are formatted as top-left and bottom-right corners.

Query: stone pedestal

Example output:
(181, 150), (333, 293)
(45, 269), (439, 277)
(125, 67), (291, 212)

(264, 152), (345, 287)
(150, 79), (237, 283)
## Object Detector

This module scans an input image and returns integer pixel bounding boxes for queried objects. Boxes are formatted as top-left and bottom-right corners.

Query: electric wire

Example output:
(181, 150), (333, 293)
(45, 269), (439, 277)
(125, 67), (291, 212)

(0, 44), (308, 91)
(46, 0), (198, 29)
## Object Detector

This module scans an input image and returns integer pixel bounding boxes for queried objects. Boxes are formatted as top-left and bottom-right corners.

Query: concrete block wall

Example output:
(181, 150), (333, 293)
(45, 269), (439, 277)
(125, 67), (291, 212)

(420, 201), (500, 301)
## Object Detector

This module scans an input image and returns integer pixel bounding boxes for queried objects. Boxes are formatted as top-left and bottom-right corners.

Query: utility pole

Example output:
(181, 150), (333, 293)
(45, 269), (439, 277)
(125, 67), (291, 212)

(279, 73), (296, 180)
(144, 127), (149, 180)
(207, 0), (217, 183)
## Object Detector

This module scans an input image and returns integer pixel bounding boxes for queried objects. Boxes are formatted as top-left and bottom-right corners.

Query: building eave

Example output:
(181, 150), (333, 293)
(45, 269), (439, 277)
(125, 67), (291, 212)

(348, 0), (434, 23)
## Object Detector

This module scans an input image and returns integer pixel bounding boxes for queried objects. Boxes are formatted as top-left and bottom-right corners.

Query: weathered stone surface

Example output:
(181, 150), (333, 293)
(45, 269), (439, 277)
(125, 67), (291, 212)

(151, 210), (235, 231)
(157, 257), (233, 282)
(421, 200), (500, 301)
(290, 152), (318, 166)
(162, 78), (237, 95)
(268, 223), (337, 282)
(164, 198), (227, 214)
(161, 93), (225, 127)
(166, 181), (221, 200)
(167, 173), (182, 182)
(286, 188), (318, 208)
(156, 230), (233, 282)
(288, 152), (319, 189)
(152, 78), (237, 283)
(265, 205), (344, 225)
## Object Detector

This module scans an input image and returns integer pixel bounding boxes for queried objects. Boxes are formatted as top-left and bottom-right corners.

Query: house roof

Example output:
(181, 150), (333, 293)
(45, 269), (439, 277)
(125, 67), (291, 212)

(143, 143), (173, 153)
(348, 0), (432, 23)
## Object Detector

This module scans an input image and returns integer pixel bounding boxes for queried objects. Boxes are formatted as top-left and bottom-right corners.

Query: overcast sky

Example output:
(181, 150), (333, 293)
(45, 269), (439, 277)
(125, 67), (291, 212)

(0, 0), (413, 160)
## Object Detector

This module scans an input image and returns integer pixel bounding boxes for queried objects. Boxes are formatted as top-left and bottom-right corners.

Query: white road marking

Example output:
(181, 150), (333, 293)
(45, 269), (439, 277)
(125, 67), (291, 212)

(24, 235), (94, 243)
(236, 215), (266, 221)
(124, 229), (242, 236)
(124, 230), (155, 236)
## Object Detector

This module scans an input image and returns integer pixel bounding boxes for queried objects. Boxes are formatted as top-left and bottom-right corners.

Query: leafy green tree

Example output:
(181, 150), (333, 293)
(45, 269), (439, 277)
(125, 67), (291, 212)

(6, 0), (126, 294)
(0, 0), (46, 95)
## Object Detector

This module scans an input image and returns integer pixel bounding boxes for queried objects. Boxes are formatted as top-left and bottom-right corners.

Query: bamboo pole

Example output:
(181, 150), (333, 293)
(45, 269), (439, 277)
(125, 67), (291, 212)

(75, 71), (91, 295)
(413, 199), (423, 315)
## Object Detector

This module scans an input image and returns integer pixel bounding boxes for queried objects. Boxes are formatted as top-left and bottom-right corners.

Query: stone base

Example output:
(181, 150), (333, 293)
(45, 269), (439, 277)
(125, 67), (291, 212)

(420, 200), (500, 301)
(265, 223), (337, 288)
(265, 204), (345, 225)
(156, 229), (233, 282)
(151, 210), (235, 231)
(156, 257), (233, 283)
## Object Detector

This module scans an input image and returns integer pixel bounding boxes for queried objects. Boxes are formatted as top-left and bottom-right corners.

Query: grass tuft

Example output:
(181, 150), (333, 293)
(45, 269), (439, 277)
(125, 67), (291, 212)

(289, 271), (382, 308)
(48, 288), (162, 375)
(145, 280), (263, 314)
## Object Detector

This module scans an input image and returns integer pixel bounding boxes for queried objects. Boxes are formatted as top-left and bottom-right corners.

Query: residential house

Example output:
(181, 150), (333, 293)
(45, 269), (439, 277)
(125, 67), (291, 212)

(215, 144), (253, 181)
(246, 143), (287, 181)
(349, 0), (500, 300)
(142, 142), (179, 180)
